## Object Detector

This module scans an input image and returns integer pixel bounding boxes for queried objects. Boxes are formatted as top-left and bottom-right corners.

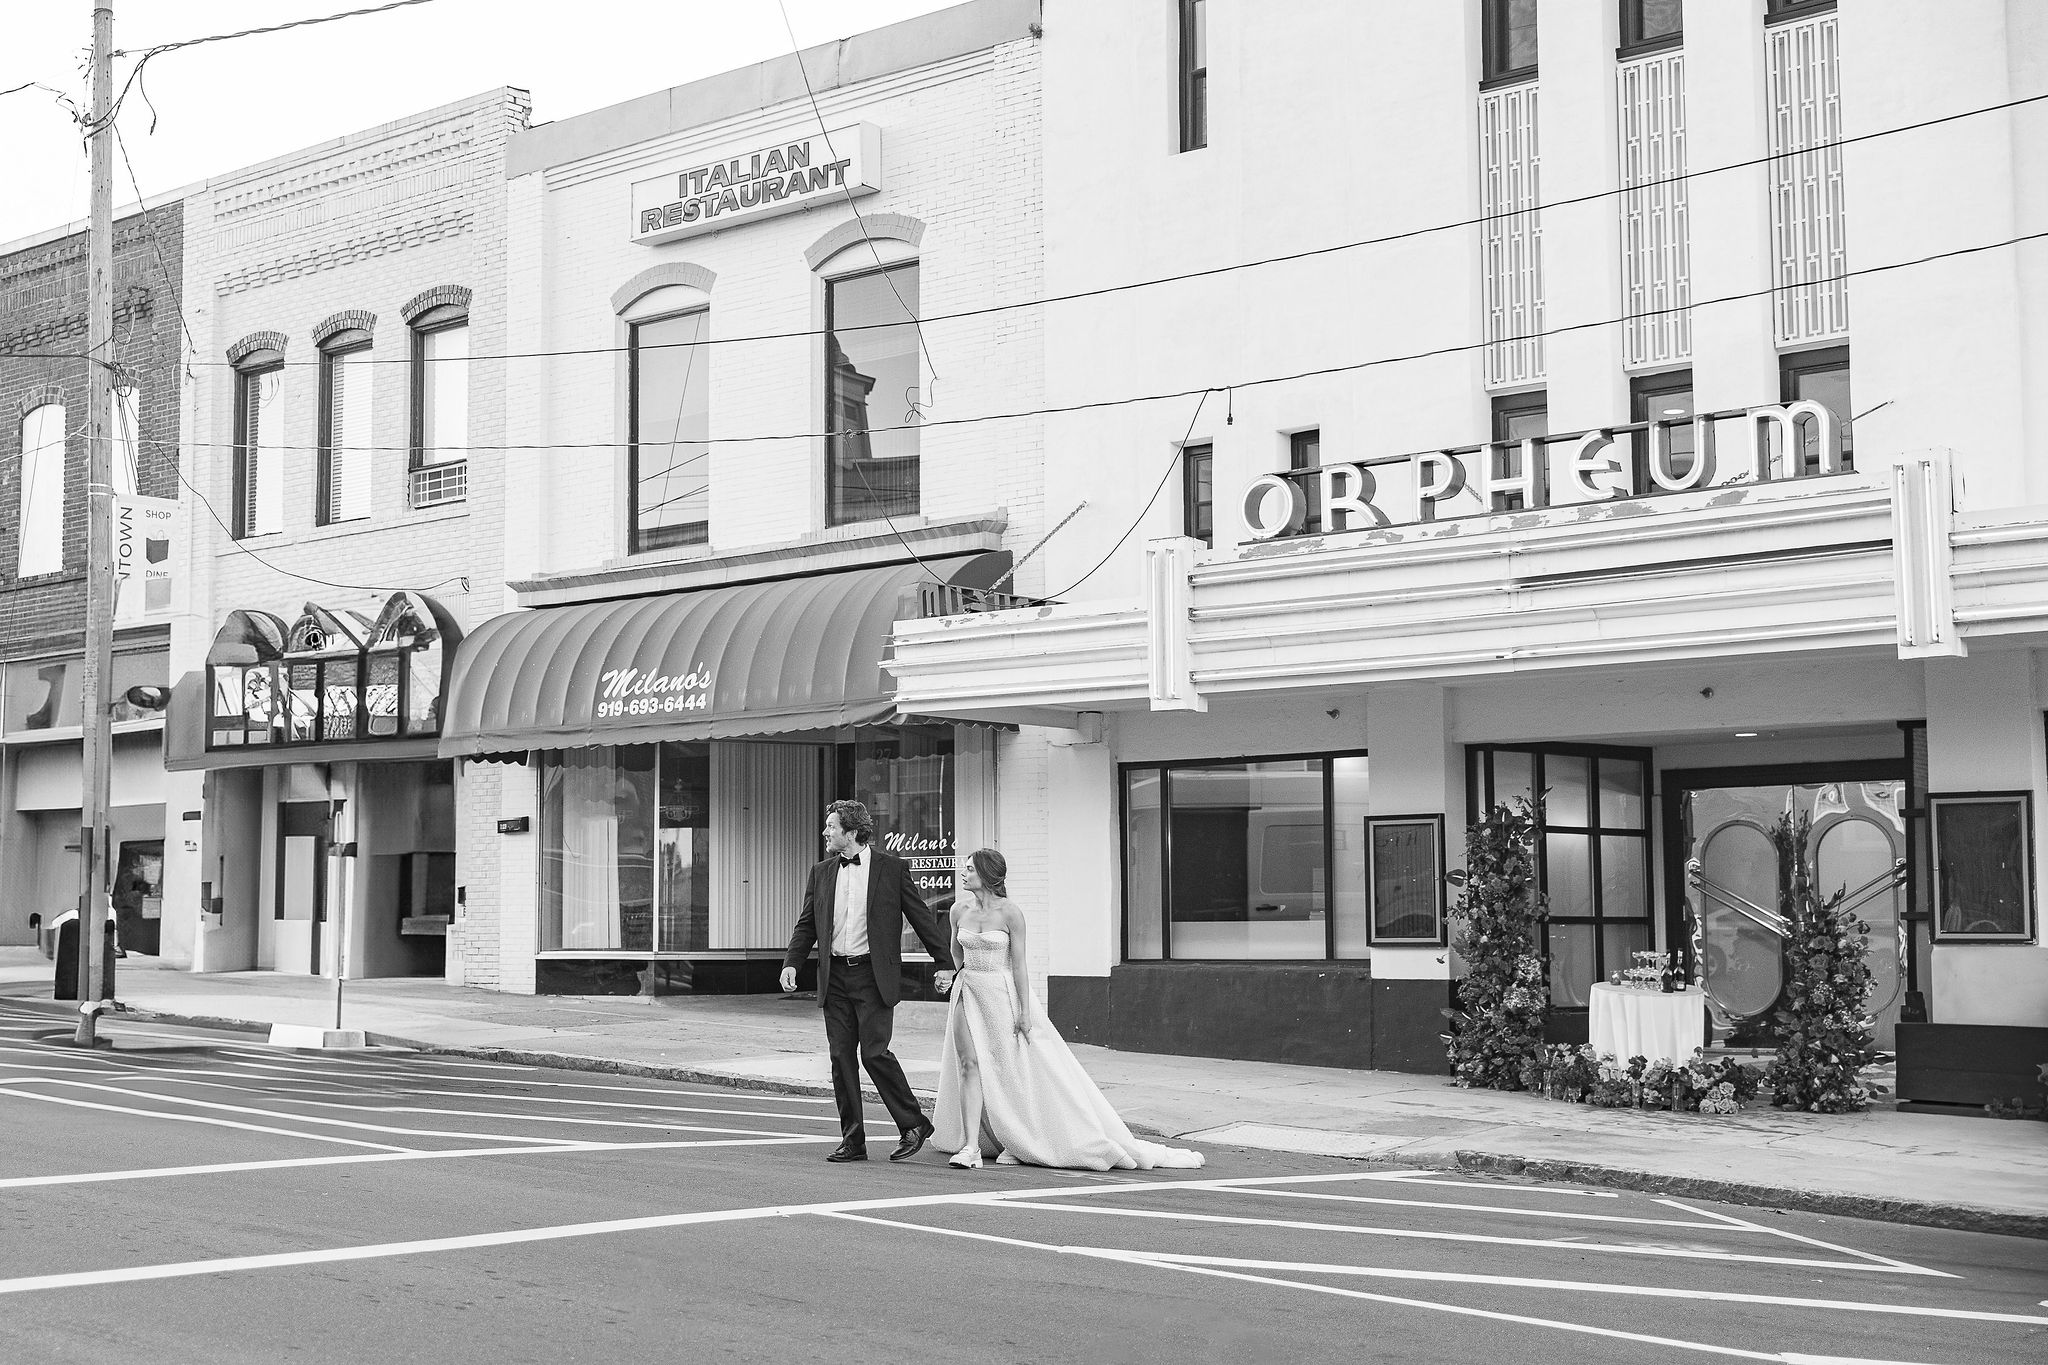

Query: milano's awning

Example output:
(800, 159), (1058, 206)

(438, 556), (991, 759)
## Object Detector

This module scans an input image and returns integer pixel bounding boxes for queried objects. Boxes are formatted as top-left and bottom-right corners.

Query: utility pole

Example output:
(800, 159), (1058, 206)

(74, 3), (116, 1046)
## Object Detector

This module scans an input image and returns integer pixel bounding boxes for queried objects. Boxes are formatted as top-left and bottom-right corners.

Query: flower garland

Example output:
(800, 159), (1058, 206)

(1443, 799), (1549, 1091)
(1521, 1044), (1764, 1112)
(1763, 812), (1878, 1114)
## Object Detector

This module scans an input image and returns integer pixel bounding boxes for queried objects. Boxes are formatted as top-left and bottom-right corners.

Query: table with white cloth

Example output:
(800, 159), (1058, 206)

(1587, 983), (1707, 1065)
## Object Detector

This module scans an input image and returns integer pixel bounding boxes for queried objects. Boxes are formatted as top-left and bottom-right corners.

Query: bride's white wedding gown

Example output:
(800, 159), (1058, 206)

(933, 927), (1203, 1171)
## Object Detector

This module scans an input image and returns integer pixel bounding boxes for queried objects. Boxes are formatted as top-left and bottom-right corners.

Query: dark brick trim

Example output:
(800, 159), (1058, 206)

(312, 309), (377, 347)
(401, 285), (471, 324)
(610, 263), (716, 316)
(227, 330), (288, 366)
(16, 383), (67, 418)
(804, 213), (925, 272)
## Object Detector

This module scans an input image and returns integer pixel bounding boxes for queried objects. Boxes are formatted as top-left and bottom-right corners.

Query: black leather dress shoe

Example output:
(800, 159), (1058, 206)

(890, 1122), (934, 1162)
(825, 1143), (868, 1163)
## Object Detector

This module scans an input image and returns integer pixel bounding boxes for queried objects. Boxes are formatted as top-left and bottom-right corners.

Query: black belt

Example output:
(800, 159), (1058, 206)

(831, 953), (871, 965)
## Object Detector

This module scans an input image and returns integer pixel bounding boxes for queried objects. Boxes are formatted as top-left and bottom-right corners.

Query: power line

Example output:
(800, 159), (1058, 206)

(1042, 391), (1213, 602)
(128, 88), (2048, 371)
(775, 0), (947, 587)
(111, 0), (440, 58)
(73, 225), (2048, 460)
(90, 0), (442, 134)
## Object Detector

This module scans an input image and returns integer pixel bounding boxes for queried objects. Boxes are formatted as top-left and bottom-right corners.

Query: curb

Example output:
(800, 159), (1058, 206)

(0, 996), (272, 1037)
(1451, 1150), (2048, 1242)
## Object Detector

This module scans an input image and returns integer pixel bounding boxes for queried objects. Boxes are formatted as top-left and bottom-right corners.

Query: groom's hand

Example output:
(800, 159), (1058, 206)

(779, 967), (797, 993)
(934, 970), (954, 996)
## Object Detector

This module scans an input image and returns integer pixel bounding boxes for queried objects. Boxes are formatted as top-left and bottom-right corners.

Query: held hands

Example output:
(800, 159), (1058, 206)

(779, 966), (797, 993)
(935, 970), (954, 996)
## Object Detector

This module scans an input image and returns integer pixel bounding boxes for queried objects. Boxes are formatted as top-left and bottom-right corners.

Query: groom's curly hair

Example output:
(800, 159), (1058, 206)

(825, 799), (875, 845)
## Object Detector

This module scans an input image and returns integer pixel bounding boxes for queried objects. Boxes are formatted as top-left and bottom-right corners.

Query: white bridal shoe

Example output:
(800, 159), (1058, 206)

(948, 1148), (983, 1169)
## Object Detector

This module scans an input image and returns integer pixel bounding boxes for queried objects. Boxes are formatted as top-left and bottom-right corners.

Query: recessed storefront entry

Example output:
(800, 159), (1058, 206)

(1663, 761), (1911, 1050)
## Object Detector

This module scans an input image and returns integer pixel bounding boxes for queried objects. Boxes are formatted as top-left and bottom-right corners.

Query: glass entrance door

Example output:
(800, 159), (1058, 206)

(1672, 772), (1907, 1048)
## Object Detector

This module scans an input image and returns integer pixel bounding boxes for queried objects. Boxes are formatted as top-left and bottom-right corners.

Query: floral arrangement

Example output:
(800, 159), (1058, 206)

(1762, 812), (1877, 1114)
(1519, 1044), (1764, 1113)
(1985, 1063), (2048, 1121)
(1442, 799), (1549, 1091)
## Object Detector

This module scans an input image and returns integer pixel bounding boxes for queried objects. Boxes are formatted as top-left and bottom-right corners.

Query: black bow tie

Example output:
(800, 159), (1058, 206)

(839, 854), (862, 867)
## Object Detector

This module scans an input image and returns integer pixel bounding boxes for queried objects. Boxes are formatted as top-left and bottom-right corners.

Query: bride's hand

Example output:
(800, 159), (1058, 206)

(1014, 1014), (1033, 1041)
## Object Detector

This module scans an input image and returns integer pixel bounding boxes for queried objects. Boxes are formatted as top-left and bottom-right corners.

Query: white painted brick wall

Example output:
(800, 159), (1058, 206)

(172, 90), (529, 990)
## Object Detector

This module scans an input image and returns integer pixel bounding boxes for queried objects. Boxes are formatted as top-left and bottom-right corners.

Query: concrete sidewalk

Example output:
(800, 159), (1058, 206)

(5, 948), (2044, 1238)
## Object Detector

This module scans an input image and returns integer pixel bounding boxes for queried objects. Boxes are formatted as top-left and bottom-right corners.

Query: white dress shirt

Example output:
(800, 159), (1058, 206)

(831, 849), (871, 956)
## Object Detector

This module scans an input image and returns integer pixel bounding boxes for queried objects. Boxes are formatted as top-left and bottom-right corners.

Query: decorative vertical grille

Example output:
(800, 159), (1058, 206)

(1617, 50), (1691, 368)
(1479, 83), (1545, 387)
(1767, 13), (1849, 345)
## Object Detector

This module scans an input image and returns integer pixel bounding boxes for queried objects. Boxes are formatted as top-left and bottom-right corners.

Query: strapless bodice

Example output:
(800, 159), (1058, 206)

(956, 927), (1011, 975)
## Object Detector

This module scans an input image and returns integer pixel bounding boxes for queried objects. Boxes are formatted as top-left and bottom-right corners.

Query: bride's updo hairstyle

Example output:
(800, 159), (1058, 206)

(969, 848), (1008, 898)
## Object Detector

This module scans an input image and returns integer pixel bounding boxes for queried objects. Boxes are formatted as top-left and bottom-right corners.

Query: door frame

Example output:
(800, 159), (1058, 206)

(1660, 758), (1907, 999)
(276, 800), (331, 974)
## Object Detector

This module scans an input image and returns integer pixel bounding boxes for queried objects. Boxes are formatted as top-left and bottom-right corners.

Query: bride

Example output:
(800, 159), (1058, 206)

(932, 848), (1203, 1172)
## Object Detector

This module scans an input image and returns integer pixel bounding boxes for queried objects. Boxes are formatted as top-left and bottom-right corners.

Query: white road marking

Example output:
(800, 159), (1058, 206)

(0, 1179), (1202, 1296)
(991, 1200), (1947, 1274)
(0, 1084), (412, 1151)
(0, 1136), (835, 1189)
(818, 1212), (1781, 1362)
(1657, 1199), (1952, 1278)
(1779, 1355), (1938, 1363)
(2, 1078), (582, 1147)
(1095, 1251), (2048, 1326)
(203, 1049), (835, 1102)
(1233, 1185), (1727, 1230)
(54, 1074), (830, 1137)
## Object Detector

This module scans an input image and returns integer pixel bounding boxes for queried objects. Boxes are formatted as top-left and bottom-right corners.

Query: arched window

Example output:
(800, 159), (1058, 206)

(230, 336), (286, 538)
(16, 402), (66, 576)
(317, 321), (375, 525)
(815, 237), (922, 528)
(621, 279), (712, 552)
(405, 286), (471, 508)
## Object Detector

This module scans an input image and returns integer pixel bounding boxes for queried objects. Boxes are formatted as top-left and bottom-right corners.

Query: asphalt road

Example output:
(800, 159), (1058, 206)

(2, 1000), (2044, 1365)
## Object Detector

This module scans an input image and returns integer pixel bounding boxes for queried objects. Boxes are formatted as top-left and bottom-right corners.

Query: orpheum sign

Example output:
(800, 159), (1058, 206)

(1240, 400), (1847, 540)
(630, 124), (882, 246)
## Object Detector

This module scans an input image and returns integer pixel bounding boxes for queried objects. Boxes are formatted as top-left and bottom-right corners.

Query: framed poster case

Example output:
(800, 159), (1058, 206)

(1366, 813), (1447, 946)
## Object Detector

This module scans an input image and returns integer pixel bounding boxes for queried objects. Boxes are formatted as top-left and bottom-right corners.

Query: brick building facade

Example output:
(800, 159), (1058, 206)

(0, 201), (186, 949)
(159, 89), (529, 979)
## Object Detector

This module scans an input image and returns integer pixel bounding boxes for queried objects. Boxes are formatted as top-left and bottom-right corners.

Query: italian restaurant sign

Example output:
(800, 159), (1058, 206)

(630, 124), (882, 246)
(1239, 400), (1846, 540)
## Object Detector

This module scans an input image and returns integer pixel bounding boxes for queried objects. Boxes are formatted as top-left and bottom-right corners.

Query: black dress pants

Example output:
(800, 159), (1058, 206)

(822, 957), (924, 1146)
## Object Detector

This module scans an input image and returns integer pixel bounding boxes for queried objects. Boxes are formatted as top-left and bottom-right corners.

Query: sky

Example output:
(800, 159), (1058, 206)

(0, 0), (967, 246)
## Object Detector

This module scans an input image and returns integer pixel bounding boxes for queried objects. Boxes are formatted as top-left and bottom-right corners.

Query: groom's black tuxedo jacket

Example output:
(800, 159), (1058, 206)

(784, 846), (956, 1008)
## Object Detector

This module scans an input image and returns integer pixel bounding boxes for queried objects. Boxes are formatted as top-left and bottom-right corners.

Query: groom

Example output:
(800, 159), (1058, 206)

(781, 800), (956, 1163)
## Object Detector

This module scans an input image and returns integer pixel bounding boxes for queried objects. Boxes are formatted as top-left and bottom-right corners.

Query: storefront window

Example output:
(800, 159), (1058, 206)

(842, 725), (956, 954)
(1469, 745), (1653, 1008)
(656, 741), (712, 952)
(1121, 752), (1370, 962)
(2, 650), (169, 734)
(540, 746), (656, 952)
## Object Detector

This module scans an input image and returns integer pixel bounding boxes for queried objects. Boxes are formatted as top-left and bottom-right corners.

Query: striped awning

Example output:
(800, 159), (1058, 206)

(437, 555), (992, 759)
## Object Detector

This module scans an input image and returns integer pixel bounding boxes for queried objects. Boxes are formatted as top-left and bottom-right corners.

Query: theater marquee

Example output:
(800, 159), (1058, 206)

(630, 124), (882, 246)
(1237, 400), (1848, 540)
